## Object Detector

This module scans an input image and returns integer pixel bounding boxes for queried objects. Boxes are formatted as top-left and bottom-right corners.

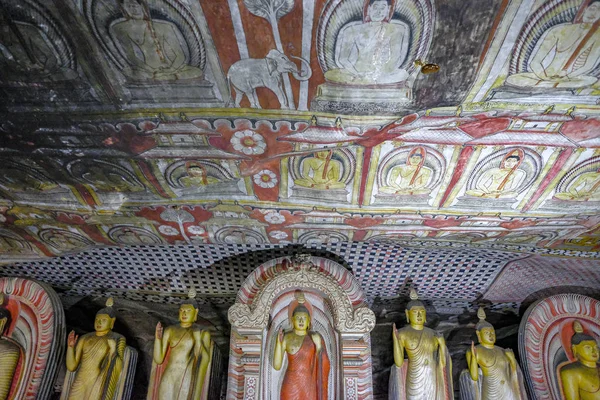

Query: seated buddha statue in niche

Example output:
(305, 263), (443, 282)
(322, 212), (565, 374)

(465, 150), (526, 199)
(465, 308), (524, 400)
(324, 0), (410, 85)
(65, 298), (126, 400)
(273, 291), (330, 400)
(294, 150), (346, 190)
(178, 163), (219, 188)
(110, 0), (204, 82)
(379, 147), (433, 195)
(391, 290), (452, 400)
(554, 167), (600, 202)
(0, 294), (23, 400)
(506, 0), (600, 90)
(559, 320), (600, 400)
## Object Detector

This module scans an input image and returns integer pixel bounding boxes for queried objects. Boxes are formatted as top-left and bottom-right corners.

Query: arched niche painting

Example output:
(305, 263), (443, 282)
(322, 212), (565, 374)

(374, 145), (445, 206)
(0, 0), (91, 104)
(227, 255), (376, 400)
(298, 230), (349, 245)
(164, 160), (244, 198)
(312, 0), (436, 114)
(0, 160), (79, 208)
(456, 147), (542, 210)
(67, 159), (147, 209)
(107, 225), (165, 245)
(214, 226), (267, 245)
(286, 148), (356, 204)
(36, 228), (94, 254)
(542, 156), (600, 212)
(83, 0), (223, 105)
(489, 0), (600, 104)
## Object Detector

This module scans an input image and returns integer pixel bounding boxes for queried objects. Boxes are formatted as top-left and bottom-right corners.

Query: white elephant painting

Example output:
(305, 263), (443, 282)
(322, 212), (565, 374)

(227, 49), (312, 109)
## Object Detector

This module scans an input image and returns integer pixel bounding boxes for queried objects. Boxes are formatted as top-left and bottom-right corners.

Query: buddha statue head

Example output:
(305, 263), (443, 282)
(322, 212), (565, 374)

(0, 294), (11, 337)
(579, 0), (600, 24)
(94, 298), (116, 335)
(289, 290), (312, 333)
(179, 289), (199, 328)
(364, 0), (394, 23)
(475, 307), (496, 348)
(405, 289), (426, 328)
(570, 320), (599, 367)
(118, 0), (149, 21)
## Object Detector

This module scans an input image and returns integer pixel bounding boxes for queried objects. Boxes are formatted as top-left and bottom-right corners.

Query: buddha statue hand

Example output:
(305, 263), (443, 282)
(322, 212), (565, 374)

(393, 323), (398, 339)
(155, 322), (163, 340)
(470, 340), (477, 360)
(277, 328), (284, 344)
(68, 330), (78, 347)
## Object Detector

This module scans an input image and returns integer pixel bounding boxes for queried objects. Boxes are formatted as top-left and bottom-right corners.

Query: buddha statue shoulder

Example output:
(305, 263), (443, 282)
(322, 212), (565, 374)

(0, 293), (24, 400)
(148, 290), (213, 400)
(460, 308), (527, 400)
(390, 289), (453, 400)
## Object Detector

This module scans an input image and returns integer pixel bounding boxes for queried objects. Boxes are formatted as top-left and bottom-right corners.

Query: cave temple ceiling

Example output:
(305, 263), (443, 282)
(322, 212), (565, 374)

(0, 0), (600, 311)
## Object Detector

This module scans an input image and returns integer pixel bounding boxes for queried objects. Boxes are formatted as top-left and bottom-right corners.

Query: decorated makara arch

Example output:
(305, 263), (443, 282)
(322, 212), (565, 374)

(227, 254), (376, 400)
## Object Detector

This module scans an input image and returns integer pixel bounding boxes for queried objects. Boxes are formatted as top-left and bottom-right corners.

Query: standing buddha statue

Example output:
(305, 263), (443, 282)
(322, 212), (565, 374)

(63, 298), (127, 400)
(390, 289), (453, 400)
(460, 307), (527, 400)
(148, 289), (212, 400)
(0, 293), (23, 400)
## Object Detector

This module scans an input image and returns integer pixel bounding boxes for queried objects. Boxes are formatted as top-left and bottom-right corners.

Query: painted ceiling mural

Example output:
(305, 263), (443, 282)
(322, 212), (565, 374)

(0, 0), (600, 307)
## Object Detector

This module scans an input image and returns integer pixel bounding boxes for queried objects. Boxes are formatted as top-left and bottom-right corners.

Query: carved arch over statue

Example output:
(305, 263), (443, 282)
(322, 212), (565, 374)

(0, 277), (65, 399)
(316, 0), (436, 75)
(519, 293), (600, 400)
(227, 255), (376, 400)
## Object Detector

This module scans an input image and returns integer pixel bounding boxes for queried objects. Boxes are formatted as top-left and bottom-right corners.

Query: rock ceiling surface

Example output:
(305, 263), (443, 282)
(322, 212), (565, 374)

(1, 0), (600, 305)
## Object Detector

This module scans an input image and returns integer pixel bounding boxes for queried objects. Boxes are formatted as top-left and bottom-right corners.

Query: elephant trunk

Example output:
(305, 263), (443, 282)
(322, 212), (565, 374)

(290, 56), (312, 81)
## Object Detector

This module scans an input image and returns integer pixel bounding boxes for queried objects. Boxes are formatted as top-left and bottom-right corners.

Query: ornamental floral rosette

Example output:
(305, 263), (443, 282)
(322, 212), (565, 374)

(231, 130), (267, 155)
(253, 170), (278, 188)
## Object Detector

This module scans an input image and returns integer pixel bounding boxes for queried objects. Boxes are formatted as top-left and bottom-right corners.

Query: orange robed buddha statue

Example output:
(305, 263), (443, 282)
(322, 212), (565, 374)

(0, 293), (24, 400)
(559, 320), (600, 400)
(273, 291), (331, 400)
(148, 290), (212, 400)
(64, 298), (126, 400)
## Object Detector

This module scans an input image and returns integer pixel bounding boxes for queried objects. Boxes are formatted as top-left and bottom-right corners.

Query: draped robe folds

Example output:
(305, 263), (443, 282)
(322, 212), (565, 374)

(0, 338), (23, 400)
(68, 332), (126, 400)
(281, 335), (330, 400)
(479, 347), (521, 400)
(390, 327), (452, 400)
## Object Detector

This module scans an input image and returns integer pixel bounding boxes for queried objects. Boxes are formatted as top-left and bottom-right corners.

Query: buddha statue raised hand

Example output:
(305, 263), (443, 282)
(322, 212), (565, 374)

(461, 307), (526, 400)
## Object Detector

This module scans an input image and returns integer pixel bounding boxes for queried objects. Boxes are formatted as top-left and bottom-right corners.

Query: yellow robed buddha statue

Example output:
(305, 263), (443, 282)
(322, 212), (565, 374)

(380, 147), (432, 195)
(507, 0), (600, 90)
(559, 320), (600, 400)
(0, 294), (24, 400)
(390, 289), (452, 400)
(63, 298), (126, 400)
(325, 0), (410, 85)
(555, 167), (600, 201)
(179, 163), (219, 188)
(273, 291), (330, 400)
(462, 308), (526, 400)
(466, 150), (526, 199)
(294, 150), (346, 190)
(148, 290), (212, 400)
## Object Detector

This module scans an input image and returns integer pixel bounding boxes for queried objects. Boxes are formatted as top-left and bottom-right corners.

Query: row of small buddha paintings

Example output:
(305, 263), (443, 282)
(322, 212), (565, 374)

(2, 145), (600, 212)
(1, 273), (598, 400)
(1, 0), (599, 112)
